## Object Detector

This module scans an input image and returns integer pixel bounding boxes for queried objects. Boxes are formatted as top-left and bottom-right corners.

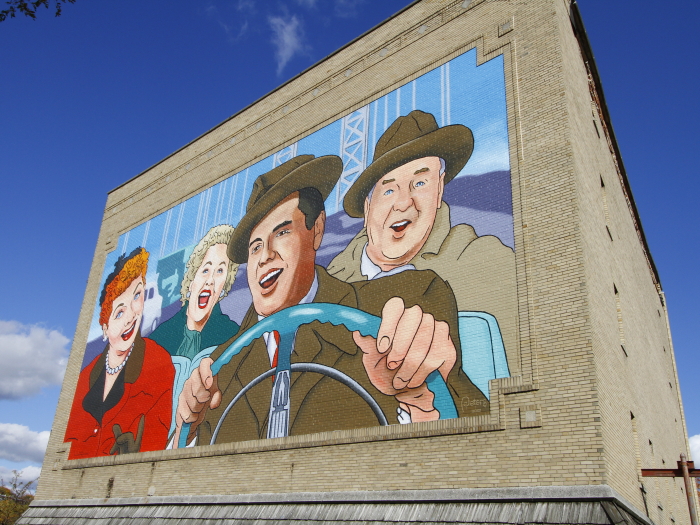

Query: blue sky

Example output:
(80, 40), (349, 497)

(0, 0), (698, 484)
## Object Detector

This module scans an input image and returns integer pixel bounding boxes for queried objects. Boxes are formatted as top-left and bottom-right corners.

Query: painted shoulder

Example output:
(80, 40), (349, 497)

(327, 230), (368, 282)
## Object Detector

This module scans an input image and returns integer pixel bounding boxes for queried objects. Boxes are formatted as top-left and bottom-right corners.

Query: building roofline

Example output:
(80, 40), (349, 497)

(108, 0), (422, 195)
(569, 0), (661, 288)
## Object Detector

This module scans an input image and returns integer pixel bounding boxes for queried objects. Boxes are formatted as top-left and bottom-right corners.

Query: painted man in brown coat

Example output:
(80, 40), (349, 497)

(328, 110), (519, 372)
(174, 155), (488, 446)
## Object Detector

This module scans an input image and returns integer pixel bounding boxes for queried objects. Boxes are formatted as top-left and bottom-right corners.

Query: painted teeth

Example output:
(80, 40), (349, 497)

(122, 322), (135, 338)
(261, 269), (282, 285)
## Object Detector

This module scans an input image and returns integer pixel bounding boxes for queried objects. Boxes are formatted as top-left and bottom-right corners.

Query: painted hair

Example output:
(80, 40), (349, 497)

(180, 225), (239, 306)
(297, 187), (325, 230)
(99, 247), (149, 326)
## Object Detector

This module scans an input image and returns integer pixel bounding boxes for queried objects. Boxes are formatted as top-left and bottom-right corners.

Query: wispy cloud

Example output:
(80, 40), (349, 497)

(268, 13), (308, 76)
(334, 0), (366, 18)
(0, 424), (50, 464)
(236, 0), (255, 12)
(296, 0), (318, 7)
(0, 320), (69, 400)
(206, 2), (250, 43)
(690, 434), (700, 461)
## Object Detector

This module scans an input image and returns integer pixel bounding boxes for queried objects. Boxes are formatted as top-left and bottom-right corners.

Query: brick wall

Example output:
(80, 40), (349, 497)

(34, 2), (692, 523)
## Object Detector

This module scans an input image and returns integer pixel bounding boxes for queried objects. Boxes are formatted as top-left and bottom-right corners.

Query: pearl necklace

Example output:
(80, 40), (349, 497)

(106, 344), (134, 375)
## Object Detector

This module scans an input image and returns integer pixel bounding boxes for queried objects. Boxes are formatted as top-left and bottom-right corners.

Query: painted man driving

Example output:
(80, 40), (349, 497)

(174, 155), (487, 446)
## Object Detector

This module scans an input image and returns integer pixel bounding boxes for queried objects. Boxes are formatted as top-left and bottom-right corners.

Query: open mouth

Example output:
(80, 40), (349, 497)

(390, 220), (412, 233)
(198, 290), (212, 309)
(121, 320), (136, 341)
(259, 268), (283, 290)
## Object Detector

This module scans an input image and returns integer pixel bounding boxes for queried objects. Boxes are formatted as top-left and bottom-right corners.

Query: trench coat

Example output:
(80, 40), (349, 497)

(327, 202), (519, 372)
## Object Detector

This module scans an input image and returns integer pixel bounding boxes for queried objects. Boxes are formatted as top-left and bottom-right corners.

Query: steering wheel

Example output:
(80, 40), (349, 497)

(178, 303), (458, 448)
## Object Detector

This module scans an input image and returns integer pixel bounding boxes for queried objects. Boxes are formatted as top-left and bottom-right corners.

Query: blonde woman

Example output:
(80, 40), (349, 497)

(150, 225), (240, 360)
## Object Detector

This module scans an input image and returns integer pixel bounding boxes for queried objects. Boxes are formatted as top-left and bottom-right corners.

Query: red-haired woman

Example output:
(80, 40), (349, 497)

(65, 248), (174, 459)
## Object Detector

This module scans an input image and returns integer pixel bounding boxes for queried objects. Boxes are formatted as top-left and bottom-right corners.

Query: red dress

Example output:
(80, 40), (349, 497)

(64, 335), (174, 460)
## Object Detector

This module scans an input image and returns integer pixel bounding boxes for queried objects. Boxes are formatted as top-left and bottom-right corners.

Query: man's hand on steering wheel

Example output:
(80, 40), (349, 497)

(352, 297), (457, 422)
(173, 358), (221, 448)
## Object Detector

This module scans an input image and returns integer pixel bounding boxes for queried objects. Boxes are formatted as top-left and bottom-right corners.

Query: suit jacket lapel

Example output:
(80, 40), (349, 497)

(227, 267), (360, 438)
(227, 306), (273, 436)
(287, 266), (359, 426)
(102, 380), (133, 438)
(236, 337), (272, 434)
(95, 334), (146, 435)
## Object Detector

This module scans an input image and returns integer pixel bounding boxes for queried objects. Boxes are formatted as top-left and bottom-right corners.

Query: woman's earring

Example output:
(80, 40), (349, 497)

(102, 334), (107, 342)
(219, 290), (225, 298)
(186, 291), (191, 298)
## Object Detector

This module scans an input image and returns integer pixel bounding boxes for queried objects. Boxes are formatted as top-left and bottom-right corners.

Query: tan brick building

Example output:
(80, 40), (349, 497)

(20, 1), (695, 524)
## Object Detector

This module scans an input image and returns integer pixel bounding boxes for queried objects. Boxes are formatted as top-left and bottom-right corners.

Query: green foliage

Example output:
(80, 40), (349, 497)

(0, 471), (35, 525)
(0, 0), (75, 22)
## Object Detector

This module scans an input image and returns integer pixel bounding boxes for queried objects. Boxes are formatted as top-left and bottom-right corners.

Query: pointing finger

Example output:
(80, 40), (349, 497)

(393, 312), (434, 390)
(386, 304), (423, 370)
(377, 297), (405, 354)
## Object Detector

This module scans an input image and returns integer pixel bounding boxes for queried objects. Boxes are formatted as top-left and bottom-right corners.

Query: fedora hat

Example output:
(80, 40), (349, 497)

(343, 110), (473, 218)
(228, 154), (342, 263)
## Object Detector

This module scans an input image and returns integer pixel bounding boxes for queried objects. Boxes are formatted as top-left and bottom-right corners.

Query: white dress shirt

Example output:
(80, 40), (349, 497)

(360, 243), (416, 280)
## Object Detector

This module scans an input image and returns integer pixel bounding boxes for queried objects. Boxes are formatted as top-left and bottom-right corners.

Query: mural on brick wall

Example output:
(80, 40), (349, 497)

(64, 48), (517, 459)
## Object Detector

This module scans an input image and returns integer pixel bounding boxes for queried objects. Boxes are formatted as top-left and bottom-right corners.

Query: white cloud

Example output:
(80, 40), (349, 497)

(268, 14), (307, 75)
(0, 320), (69, 400)
(334, 0), (365, 18)
(0, 465), (41, 489)
(0, 424), (50, 464)
(689, 434), (700, 461)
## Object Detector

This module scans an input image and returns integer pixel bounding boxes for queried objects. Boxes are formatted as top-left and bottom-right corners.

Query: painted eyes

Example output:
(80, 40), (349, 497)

(134, 292), (141, 301)
(383, 189), (394, 196)
(216, 267), (224, 275)
(250, 229), (290, 255)
(415, 181), (426, 187)
(115, 310), (124, 320)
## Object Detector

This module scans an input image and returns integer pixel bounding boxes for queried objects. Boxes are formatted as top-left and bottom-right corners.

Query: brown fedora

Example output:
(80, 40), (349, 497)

(228, 154), (342, 263)
(343, 110), (474, 218)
